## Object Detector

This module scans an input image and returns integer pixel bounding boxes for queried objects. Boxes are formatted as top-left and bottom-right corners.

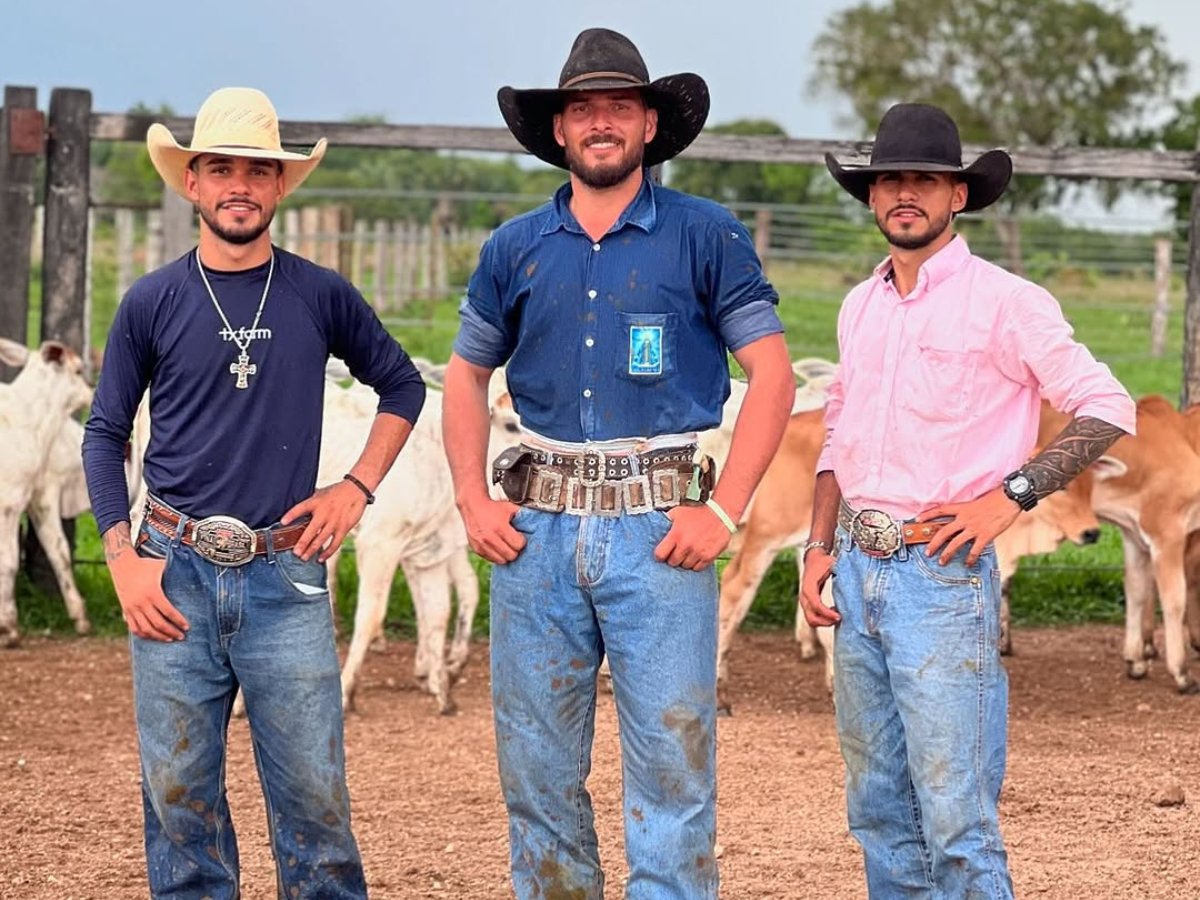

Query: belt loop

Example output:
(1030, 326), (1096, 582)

(171, 512), (187, 549)
(895, 541), (909, 562)
(265, 527), (277, 564)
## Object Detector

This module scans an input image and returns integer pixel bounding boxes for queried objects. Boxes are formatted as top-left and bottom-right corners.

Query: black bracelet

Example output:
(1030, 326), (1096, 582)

(343, 473), (375, 505)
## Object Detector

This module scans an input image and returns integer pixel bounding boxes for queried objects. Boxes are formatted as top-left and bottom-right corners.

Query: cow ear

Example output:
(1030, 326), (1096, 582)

(1091, 455), (1127, 481)
(0, 338), (29, 367)
(40, 341), (67, 365)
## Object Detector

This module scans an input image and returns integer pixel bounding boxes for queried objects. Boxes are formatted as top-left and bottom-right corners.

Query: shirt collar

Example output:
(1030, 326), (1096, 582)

(540, 171), (659, 237)
(873, 234), (971, 298)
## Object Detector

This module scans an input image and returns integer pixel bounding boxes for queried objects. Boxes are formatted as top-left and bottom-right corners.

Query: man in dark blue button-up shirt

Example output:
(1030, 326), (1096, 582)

(443, 28), (795, 899)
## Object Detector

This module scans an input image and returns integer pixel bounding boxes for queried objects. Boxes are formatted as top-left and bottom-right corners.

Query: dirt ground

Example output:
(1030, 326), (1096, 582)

(2, 625), (1198, 899)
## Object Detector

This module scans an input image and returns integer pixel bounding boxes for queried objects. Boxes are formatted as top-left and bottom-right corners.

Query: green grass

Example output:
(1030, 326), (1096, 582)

(16, 247), (1182, 640)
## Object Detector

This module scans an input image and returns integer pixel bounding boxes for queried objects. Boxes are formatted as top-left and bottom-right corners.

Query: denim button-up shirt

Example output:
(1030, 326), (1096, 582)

(454, 176), (783, 442)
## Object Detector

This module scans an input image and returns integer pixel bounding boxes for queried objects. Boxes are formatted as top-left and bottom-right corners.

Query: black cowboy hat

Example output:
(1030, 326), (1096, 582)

(825, 103), (1013, 213)
(497, 28), (710, 170)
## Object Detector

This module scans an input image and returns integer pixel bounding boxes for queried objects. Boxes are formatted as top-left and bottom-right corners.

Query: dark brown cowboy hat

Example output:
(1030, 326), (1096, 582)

(497, 28), (710, 170)
(825, 103), (1012, 213)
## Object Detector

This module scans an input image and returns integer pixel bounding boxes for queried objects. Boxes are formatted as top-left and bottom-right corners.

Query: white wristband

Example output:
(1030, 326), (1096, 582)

(705, 497), (738, 534)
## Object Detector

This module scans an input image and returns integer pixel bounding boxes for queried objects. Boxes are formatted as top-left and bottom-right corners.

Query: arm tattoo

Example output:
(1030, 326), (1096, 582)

(1024, 416), (1125, 499)
(103, 523), (133, 562)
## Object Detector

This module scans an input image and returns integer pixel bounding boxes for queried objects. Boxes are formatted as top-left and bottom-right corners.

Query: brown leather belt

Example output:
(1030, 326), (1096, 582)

(144, 497), (308, 567)
(837, 500), (948, 559)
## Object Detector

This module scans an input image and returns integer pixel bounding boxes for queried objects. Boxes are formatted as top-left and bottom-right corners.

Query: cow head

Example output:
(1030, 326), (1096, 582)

(1, 339), (93, 415)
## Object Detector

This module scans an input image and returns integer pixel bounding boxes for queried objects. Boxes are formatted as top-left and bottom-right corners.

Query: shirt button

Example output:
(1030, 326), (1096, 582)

(585, 338), (594, 348)
(583, 388), (593, 398)
(592, 243), (600, 252)
(587, 289), (597, 299)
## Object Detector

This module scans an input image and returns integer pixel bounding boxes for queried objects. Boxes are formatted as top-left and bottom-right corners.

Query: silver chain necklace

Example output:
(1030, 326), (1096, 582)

(196, 249), (275, 389)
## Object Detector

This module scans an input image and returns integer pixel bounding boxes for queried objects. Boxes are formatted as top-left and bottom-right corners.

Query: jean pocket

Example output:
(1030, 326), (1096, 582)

(274, 549), (330, 600)
(135, 525), (170, 561)
(910, 543), (982, 586)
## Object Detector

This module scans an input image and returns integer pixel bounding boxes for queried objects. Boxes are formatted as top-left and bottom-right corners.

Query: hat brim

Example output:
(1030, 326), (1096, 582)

(146, 122), (327, 201)
(497, 73), (709, 169)
(824, 149), (1013, 212)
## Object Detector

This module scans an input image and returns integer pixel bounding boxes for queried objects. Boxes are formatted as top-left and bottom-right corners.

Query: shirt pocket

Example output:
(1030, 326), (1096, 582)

(615, 312), (677, 384)
(902, 343), (981, 423)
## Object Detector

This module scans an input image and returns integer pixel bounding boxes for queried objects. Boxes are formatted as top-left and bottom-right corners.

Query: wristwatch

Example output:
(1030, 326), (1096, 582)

(1002, 470), (1038, 511)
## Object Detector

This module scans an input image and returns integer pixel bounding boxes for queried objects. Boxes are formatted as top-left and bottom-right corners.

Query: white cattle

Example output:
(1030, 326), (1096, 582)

(0, 339), (93, 647)
(24, 417), (93, 635)
(317, 379), (477, 715)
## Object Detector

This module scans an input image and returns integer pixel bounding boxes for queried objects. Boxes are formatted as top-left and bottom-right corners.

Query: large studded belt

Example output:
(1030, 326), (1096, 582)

(491, 443), (712, 516)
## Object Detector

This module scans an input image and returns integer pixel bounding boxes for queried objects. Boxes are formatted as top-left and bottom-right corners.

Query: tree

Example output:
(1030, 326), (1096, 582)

(667, 119), (835, 205)
(808, 0), (1185, 268)
(1145, 93), (1200, 237)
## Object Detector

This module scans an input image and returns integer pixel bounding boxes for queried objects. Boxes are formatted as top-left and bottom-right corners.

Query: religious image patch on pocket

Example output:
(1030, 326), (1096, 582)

(628, 325), (663, 376)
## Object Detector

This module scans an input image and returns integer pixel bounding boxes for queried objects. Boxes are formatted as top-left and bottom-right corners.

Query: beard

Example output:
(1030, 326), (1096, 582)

(564, 136), (645, 190)
(198, 201), (276, 246)
(875, 205), (952, 251)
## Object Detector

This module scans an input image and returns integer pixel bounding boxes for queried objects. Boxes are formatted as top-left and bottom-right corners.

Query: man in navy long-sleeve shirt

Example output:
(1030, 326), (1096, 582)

(82, 87), (424, 900)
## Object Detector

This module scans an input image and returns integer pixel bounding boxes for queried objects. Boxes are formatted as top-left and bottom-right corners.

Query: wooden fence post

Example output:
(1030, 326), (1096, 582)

(1183, 131), (1200, 408)
(40, 88), (92, 355)
(161, 186), (194, 263)
(145, 210), (164, 274)
(0, 85), (40, 380)
(1151, 238), (1172, 358)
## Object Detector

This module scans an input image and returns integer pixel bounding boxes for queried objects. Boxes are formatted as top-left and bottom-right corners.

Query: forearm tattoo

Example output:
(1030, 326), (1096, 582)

(103, 523), (133, 562)
(1024, 416), (1125, 498)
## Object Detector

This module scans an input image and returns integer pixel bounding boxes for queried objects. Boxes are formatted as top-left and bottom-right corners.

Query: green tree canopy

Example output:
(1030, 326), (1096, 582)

(667, 119), (836, 206)
(809, 0), (1185, 211)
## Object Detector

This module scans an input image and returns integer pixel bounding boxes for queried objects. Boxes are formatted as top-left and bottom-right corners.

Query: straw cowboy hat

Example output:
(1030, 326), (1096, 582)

(147, 87), (327, 200)
(497, 28), (710, 169)
(825, 103), (1012, 213)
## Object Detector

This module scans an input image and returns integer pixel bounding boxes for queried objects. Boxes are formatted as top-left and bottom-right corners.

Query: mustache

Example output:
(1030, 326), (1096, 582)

(584, 133), (623, 148)
(887, 204), (926, 218)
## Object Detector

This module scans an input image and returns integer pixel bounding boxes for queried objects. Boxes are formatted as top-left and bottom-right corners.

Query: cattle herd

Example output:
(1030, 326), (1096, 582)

(7, 338), (1200, 718)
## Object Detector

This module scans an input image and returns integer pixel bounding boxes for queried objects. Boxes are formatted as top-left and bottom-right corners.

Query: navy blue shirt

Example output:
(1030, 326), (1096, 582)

(453, 176), (782, 442)
(83, 247), (426, 533)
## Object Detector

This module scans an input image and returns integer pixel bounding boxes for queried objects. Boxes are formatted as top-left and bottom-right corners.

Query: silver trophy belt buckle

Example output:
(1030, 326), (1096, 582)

(850, 508), (903, 559)
(191, 515), (258, 567)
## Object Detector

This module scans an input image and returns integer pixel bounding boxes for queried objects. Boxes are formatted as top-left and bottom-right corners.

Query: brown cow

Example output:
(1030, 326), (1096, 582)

(1048, 396), (1200, 693)
(715, 406), (1108, 714)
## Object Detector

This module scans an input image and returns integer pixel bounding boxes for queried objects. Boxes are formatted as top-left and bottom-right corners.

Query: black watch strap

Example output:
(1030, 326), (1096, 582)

(1002, 470), (1037, 512)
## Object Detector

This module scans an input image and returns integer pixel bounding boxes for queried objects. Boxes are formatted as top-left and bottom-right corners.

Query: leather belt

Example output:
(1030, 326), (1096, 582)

(524, 444), (698, 484)
(143, 496), (308, 567)
(837, 499), (947, 559)
(492, 444), (711, 516)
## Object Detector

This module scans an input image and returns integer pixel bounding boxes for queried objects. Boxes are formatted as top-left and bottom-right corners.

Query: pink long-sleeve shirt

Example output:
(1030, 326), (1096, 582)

(817, 236), (1136, 520)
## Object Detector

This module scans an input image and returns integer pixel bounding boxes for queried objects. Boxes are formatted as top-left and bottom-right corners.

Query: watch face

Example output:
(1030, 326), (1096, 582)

(1009, 474), (1032, 495)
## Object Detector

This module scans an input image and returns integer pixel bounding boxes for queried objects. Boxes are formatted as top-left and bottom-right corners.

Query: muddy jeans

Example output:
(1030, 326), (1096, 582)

(131, 519), (366, 900)
(490, 507), (719, 899)
(831, 525), (1014, 899)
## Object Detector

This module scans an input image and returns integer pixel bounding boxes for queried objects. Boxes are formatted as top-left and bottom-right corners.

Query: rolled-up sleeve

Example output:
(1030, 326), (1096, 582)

(997, 284), (1136, 434)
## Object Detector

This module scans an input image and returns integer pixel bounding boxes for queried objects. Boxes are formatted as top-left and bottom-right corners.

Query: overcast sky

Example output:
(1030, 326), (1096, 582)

(5, 0), (1198, 141)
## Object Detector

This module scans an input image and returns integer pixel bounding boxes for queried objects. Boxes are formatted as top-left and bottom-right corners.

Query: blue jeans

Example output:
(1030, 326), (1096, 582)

(831, 526), (1014, 899)
(490, 507), (719, 899)
(132, 518), (366, 900)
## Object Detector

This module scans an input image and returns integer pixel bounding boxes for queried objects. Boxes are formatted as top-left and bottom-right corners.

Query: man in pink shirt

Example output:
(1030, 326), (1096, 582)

(801, 103), (1136, 898)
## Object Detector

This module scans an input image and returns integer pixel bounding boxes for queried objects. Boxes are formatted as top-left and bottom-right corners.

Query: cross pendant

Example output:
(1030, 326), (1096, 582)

(229, 350), (257, 389)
